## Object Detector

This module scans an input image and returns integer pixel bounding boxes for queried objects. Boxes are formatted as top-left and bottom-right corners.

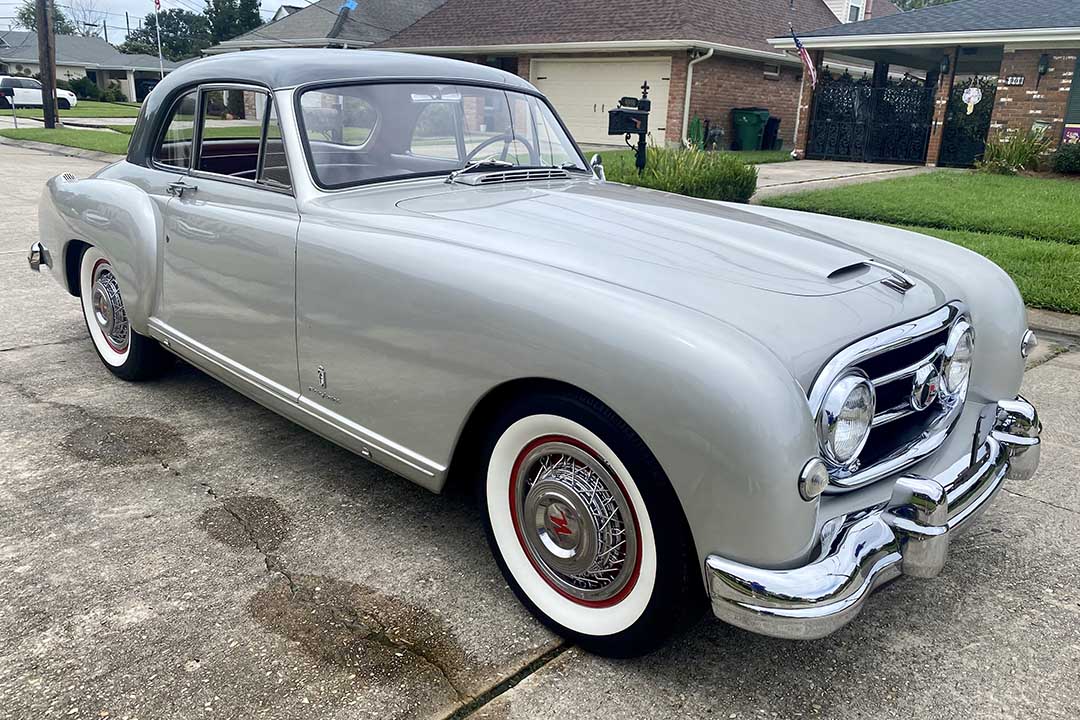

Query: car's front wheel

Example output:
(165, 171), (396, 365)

(78, 245), (172, 381)
(480, 391), (702, 657)
(58, 98), (70, 110)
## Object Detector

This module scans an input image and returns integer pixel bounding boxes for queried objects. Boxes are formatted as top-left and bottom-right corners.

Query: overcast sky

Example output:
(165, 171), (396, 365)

(1, 0), (279, 44)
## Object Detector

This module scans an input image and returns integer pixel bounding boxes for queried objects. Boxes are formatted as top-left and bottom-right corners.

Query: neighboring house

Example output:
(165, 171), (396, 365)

(824, 0), (901, 24)
(0, 31), (182, 101)
(272, 5), (303, 22)
(770, 0), (1080, 168)
(208, 0), (451, 53)
(210, 0), (899, 148)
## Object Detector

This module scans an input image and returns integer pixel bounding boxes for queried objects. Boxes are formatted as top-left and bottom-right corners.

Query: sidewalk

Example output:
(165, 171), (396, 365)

(752, 160), (935, 201)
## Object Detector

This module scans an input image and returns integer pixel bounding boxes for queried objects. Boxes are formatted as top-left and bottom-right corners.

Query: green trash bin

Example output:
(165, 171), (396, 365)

(731, 108), (770, 151)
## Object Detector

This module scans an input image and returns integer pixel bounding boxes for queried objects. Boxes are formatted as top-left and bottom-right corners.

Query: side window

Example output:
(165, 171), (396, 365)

(410, 101), (460, 160)
(24, 79), (42, 89)
(153, 90), (198, 169)
(0, 78), (13, 88)
(258, 101), (291, 190)
(197, 88), (267, 180)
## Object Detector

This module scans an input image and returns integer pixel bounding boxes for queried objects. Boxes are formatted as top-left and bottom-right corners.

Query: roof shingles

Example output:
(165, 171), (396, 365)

(801, 0), (1080, 38)
(374, 0), (840, 54)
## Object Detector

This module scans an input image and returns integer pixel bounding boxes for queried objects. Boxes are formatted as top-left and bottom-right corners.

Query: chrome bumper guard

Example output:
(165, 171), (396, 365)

(706, 396), (1041, 640)
(28, 242), (49, 272)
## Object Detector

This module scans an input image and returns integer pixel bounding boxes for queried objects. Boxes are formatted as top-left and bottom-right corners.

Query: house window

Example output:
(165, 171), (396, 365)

(847, 1), (863, 22)
(763, 64), (781, 80)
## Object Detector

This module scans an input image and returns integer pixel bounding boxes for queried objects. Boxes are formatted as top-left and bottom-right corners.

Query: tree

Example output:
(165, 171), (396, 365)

(119, 9), (212, 61)
(14, 0), (77, 34)
(66, 0), (107, 38)
(895, 0), (961, 10)
(205, 0), (264, 44)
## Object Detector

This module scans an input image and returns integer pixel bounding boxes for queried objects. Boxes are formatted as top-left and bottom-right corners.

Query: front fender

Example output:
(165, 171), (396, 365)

(741, 205), (1027, 404)
(40, 174), (161, 334)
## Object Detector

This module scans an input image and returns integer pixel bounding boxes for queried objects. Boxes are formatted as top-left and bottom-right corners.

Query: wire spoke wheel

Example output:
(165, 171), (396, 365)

(511, 436), (641, 606)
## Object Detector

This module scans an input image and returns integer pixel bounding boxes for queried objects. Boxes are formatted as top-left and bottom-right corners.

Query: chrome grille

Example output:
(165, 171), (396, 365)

(809, 304), (968, 491)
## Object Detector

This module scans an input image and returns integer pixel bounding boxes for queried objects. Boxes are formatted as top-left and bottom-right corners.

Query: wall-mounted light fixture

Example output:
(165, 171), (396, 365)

(1036, 53), (1051, 89)
(940, 53), (951, 77)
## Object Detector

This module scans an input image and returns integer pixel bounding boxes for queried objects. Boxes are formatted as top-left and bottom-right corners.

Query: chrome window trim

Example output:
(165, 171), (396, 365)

(185, 84), (295, 196)
(808, 302), (968, 492)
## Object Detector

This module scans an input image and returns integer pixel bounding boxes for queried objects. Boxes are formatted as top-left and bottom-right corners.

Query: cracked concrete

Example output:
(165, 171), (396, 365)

(2, 141), (1080, 720)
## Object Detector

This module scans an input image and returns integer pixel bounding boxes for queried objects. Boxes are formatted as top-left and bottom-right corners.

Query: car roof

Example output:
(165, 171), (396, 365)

(154, 49), (533, 93)
(128, 48), (537, 167)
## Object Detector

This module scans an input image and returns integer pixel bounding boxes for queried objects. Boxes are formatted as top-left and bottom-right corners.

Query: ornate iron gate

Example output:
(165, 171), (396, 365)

(806, 71), (936, 164)
(938, 76), (998, 168)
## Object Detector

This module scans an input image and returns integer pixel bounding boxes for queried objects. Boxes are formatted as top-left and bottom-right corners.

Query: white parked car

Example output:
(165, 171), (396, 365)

(0, 75), (78, 109)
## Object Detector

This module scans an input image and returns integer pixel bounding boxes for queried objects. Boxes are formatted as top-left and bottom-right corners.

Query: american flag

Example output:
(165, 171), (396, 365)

(791, 28), (818, 89)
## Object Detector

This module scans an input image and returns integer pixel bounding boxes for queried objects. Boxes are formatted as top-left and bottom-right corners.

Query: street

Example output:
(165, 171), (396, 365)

(1, 141), (1079, 720)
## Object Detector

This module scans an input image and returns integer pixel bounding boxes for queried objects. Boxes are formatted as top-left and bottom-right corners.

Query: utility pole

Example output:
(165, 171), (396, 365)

(102, 20), (108, 43)
(125, 12), (130, 36)
(35, 0), (58, 128)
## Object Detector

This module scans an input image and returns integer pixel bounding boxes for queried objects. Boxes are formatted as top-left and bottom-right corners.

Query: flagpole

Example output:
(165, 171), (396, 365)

(154, 0), (164, 79)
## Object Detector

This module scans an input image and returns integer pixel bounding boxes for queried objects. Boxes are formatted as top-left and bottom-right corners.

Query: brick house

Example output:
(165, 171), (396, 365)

(212, 0), (899, 149)
(373, 0), (900, 147)
(769, 0), (1080, 167)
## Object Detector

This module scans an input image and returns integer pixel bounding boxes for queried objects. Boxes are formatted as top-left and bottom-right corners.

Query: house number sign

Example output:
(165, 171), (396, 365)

(1005, 75), (1025, 86)
(962, 87), (983, 115)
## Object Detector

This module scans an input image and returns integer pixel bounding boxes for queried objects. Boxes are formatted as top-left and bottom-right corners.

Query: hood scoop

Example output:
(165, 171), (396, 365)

(452, 168), (572, 186)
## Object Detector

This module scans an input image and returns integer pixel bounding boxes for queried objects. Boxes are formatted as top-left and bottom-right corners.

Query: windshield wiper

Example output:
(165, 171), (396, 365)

(446, 158), (514, 184)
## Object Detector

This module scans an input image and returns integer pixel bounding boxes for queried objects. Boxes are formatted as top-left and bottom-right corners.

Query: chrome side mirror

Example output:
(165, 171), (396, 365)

(590, 154), (606, 182)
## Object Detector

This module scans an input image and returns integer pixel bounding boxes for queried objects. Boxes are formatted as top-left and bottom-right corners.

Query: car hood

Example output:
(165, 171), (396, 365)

(397, 179), (894, 297)
(321, 178), (950, 387)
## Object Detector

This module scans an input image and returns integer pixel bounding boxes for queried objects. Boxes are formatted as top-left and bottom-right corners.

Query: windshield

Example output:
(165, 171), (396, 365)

(297, 83), (587, 189)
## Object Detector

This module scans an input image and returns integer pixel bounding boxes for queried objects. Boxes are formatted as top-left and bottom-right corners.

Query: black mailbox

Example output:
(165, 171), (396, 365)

(608, 107), (649, 135)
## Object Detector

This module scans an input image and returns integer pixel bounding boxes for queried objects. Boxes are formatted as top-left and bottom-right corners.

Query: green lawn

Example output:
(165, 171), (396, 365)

(762, 171), (1080, 245)
(597, 148), (790, 173)
(11, 100), (142, 119)
(0, 127), (130, 155)
(907, 226), (1080, 314)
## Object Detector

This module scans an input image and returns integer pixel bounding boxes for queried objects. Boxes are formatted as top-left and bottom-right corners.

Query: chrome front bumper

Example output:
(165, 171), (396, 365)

(706, 396), (1041, 640)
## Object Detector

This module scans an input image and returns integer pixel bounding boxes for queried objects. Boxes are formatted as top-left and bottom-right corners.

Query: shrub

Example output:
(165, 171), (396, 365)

(67, 76), (101, 101)
(607, 147), (758, 203)
(100, 81), (128, 104)
(1052, 142), (1080, 175)
(977, 129), (1053, 175)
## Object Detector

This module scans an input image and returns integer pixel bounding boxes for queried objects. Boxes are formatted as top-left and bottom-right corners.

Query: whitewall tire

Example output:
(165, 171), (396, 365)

(479, 390), (702, 657)
(78, 245), (172, 381)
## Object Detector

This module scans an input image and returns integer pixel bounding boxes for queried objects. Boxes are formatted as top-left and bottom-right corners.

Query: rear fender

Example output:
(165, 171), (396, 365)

(40, 174), (161, 334)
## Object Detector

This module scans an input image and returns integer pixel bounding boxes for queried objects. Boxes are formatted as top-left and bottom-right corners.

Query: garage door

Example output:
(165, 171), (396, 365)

(531, 57), (672, 146)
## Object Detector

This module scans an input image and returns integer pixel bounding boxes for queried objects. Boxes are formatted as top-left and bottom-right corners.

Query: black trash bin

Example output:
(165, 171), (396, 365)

(731, 108), (770, 151)
(762, 116), (783, 151)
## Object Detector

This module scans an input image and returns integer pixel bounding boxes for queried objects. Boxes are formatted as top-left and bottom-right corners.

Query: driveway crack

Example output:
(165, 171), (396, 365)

(1002, 487), (1078, 516)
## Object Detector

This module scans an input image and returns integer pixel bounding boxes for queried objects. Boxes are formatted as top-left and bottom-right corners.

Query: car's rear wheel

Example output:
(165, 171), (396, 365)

(78, 245), (172, 381)
(479, 391), (702, 657)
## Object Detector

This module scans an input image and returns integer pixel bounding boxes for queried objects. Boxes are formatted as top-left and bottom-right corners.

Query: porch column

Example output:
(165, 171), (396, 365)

(793, 49), (824, 160)
(926, 47), (959, 167)
(124, 70), (136, 103)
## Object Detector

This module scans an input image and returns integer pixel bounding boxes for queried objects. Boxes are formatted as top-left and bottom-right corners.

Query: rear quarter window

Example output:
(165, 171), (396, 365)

(153, 90), (198, 169)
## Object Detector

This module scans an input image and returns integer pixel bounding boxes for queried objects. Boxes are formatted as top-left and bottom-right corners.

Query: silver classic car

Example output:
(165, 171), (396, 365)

(29, 50), (1042, 657)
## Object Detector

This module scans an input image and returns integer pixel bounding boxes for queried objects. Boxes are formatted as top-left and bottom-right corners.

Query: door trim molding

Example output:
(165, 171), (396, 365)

(147, 318), (446, 483)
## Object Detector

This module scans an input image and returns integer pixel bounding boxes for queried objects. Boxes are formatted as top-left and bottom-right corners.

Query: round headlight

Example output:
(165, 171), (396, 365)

(942, 320), (974, 394)
(817, 370), (876, 466)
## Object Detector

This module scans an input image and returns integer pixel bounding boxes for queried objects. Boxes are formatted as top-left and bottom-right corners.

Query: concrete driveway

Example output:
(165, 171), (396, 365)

(2, 143), (1079, 720)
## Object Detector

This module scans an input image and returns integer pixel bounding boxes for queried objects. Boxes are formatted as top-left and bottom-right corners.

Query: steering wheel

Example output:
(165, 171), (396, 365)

(464, 132), (537, 165)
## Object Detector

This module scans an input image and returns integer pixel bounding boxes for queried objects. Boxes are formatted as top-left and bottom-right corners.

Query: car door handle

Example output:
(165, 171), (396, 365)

(166, 180), (197, 198)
